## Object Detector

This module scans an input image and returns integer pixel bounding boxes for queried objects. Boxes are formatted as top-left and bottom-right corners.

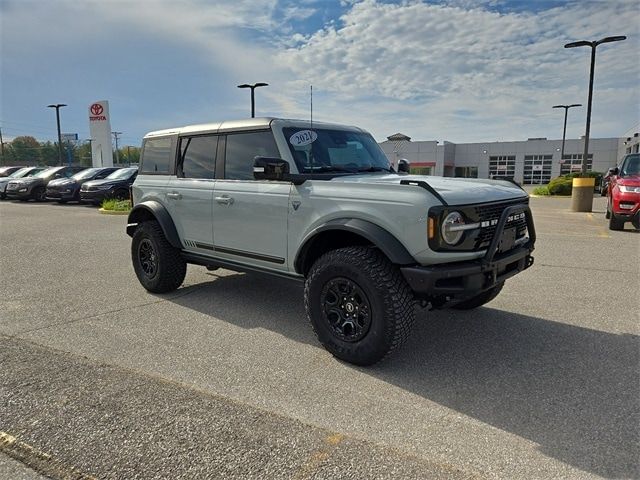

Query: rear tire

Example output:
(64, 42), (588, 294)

(452, 282), (504, 310)
(131, 221), (186, 293)
(304, 246), (415, 366)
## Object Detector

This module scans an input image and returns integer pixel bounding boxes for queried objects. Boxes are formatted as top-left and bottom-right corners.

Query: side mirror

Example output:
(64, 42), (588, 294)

(608, 167), (619, 176)
(253, 157), (290, 181)
(397, 159), (410, 173)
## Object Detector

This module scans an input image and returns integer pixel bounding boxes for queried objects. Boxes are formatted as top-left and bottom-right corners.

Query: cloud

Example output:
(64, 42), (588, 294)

(275, 0), (639, 141)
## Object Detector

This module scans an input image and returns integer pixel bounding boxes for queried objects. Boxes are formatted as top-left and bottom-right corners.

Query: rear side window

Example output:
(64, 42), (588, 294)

(224, 131), (279, 180)
(178, 135), (218, 179)
(141, 137), (173, 174)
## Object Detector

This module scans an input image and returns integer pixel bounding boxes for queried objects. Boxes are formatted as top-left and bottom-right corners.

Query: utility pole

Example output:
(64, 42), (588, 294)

(0, 127), (5, 164)
(127, 146), (131, 166)
(112, 131), (122, 165)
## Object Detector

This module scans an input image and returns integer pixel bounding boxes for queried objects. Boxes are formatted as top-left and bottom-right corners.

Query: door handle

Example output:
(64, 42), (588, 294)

(167, 192), (182, 200)
(215, 195), (234, 205)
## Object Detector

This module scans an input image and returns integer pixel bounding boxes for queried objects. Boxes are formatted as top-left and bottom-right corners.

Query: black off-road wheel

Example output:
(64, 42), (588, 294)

(452, 282), (504, 310)
(131, 221), (186, 293)
(304, 246), (416, 366)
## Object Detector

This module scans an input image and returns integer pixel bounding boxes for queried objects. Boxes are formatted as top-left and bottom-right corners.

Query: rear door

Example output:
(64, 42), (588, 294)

(212, 130), (291, 271)
(164, 134), (218, 253)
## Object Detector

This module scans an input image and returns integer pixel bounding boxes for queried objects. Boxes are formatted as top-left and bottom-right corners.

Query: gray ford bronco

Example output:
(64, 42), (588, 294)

(127, 118), (535, 365)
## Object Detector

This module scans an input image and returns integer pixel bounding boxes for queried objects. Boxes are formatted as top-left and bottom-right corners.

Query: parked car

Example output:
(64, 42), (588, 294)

(606, 153), (640, 230)
(46, 167), (119, 203)
(80, 167), (138, 205)
(5, 166), (86, 201)
(0, 166), (24, 177)
(0, 166), (46, 199)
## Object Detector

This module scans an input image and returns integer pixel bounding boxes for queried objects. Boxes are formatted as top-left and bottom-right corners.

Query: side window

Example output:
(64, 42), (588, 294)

(224, 131), (279, 180)
(178, 135), (217, 179)
(95, 170), (110, 179)
(141, 137), (173, 174)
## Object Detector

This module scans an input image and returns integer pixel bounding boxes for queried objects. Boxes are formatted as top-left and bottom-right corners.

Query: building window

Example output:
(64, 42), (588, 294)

(523, 155), (553, 185)
(560, 154), (593, 174)
(489, 156), (515, 179)
(411, 166), (433, 175)
(454, 166), (478, 178)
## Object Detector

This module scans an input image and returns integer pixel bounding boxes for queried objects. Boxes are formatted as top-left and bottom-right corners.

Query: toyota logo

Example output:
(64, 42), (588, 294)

(90, 104), (104, 115)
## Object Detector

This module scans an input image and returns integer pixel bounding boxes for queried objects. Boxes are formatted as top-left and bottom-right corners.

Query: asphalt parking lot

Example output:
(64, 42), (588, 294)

(1, 195), (638, 479)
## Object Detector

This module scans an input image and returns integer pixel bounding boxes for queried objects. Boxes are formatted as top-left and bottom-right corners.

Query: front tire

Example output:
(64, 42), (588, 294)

(34, 186), (46, 202)
(304, 246), (415, 366)
(131, 221), (186, 293)
(608, 214), (625, 231)
(452, 282), (504, 310)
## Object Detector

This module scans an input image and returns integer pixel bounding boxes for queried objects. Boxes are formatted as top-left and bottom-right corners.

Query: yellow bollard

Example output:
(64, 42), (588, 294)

(570, 177), (596, 212)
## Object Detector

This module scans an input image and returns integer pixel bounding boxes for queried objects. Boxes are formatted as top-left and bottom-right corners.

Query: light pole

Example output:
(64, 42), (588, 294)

(564, 36), (626, 175)
(47, 103), (67, 166)
(237, 82), (268, 118)
(552, 104), (581, 165)
(564, 35), (626, 212)
(112, 131), (122, 165)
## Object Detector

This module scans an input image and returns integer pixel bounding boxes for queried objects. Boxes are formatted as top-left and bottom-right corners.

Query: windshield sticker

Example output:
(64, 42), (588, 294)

(289, 130), (318, 147)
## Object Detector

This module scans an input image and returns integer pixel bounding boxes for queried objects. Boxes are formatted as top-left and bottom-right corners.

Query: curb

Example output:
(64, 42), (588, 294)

(98, 208), (130, 216)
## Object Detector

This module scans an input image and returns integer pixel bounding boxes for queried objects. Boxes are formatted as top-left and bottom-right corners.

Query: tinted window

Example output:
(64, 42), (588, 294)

(179, 135), (217, 179)
(141, 137), (173, 174)
(106, 168), (137, 180)
(225, 131), (279, 180)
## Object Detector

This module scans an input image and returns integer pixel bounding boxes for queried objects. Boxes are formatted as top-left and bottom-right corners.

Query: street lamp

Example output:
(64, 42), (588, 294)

(552, 104), (581, 165)
(47, 103), (67, 166)
(564, 35), (626, 212)
(564, 36), (626, 175)
(237, 82), (269, 118)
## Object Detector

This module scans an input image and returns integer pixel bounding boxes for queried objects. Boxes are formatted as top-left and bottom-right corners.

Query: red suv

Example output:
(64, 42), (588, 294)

(606, 153), (640, 230)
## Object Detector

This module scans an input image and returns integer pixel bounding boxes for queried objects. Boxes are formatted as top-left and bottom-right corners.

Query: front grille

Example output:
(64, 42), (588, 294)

(7, 182), (19, 191)
(474, 202), (529, 249)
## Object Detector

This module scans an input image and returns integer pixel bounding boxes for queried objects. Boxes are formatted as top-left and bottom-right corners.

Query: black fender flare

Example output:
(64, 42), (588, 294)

(126, 201), (182, 249)
(294, 218), (415, 274)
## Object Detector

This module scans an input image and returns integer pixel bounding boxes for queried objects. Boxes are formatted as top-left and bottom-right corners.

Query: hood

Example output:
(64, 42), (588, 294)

(13, 177), (39, 185)
(329, 173), (528, 205)
(48, 178), (75, 186)
(83, 178), (119, 187)
(619, 175), (640, 186)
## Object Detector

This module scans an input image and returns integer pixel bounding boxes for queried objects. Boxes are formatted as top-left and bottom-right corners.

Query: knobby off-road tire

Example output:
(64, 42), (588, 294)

(304, 246), (416, 366)
(131, 220), (186, 293)
(452, 282), (504, 310)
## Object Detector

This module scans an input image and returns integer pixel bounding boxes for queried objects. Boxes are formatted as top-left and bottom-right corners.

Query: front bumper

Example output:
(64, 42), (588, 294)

(80, 190), (109, 204)
(5, 187), (34, 199)
(401, 204), (536, 301)
(612, 191), (640, 219)
(46, 189), (77, 201)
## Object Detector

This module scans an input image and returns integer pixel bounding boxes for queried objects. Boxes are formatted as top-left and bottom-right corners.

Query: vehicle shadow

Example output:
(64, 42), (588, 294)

(167, 272), (639, 479)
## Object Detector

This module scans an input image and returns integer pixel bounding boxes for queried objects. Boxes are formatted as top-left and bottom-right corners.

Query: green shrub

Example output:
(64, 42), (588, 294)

(532, 185), (550, 196)
(547, 176), (573, 195)
(101, 198), (131, 212)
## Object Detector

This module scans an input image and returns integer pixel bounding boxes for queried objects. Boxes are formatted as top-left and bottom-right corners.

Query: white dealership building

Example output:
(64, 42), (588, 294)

(380, 123), (639, 184)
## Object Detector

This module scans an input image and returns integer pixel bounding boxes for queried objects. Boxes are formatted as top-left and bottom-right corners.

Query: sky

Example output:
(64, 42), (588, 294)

(0, 0), (638, 148)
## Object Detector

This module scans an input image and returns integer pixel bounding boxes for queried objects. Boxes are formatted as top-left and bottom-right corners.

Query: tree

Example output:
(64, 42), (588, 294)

(7, 136), (41, 164)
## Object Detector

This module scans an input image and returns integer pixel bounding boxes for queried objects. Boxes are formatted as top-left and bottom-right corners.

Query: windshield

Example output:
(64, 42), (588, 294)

(72, 168), (99, 180)
(34, 168), (61, 178)
(283, 127), (392, 174)
(9, 167), (32, 178)
(621, 154), (639, 176)
(106, 168), (136, 180)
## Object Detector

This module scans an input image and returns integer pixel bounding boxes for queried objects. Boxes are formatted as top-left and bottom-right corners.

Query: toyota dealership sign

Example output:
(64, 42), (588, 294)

(88, 100), (113, 167)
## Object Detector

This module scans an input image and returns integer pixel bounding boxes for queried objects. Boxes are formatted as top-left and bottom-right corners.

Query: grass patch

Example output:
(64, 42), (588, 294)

(532, 185), (550, 196)
(100, 198), (131, 212)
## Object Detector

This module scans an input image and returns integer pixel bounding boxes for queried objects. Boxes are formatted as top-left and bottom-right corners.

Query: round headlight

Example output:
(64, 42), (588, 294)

(441, 211), (465, 245)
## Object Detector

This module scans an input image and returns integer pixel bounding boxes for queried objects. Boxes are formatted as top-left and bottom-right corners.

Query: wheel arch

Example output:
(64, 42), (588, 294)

(126, 201), (182, 249)
(294, 218), (415, 276)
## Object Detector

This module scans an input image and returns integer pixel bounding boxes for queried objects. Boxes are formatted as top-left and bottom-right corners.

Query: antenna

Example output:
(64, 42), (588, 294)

(310, 85), (313, 131)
